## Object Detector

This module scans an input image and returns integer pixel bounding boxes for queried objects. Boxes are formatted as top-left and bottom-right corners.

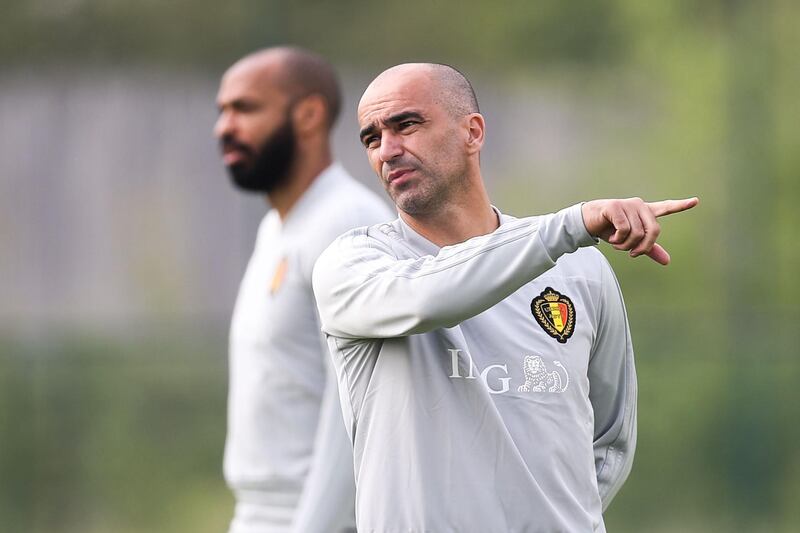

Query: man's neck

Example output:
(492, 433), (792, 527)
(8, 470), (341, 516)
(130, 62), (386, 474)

(400, 185), (499, 248)
(266, 149), (332, 220)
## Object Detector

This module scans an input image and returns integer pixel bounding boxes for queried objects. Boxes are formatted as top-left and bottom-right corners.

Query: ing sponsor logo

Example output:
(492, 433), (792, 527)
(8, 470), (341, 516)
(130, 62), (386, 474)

(448, 349), (569, 395)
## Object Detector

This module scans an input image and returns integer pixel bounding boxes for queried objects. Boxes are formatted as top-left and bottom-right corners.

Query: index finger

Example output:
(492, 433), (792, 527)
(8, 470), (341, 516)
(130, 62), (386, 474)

(647, 197), (699, 218)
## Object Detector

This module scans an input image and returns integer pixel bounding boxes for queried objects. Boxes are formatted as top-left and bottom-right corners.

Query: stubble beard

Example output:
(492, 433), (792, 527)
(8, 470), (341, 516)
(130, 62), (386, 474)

(387, 161), (468, 217)
(391, 175), (446, 215)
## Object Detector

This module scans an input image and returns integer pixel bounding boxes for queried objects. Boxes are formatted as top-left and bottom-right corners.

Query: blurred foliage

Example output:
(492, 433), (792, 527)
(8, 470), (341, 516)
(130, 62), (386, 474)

(0, 0), (764, 70)
(604, 313), (800, 532)
(0, 335), (231, 533)
(2, 0), (799, 531)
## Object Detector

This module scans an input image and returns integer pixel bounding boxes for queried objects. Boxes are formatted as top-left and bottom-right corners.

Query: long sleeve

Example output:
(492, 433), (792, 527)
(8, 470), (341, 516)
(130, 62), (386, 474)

(290, 316), (357, 533)
(313, 203), (596, 339)
(588, 257), (638, 510)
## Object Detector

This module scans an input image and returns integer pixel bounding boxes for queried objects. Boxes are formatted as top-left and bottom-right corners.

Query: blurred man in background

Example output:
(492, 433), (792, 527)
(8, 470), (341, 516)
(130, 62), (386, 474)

(313, 63), (698, 532)
(214, 47), (391, 533)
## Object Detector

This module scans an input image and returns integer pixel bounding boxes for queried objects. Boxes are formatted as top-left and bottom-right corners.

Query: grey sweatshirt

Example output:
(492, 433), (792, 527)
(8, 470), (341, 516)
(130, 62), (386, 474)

(312, 204), (637, 533)
(225, 164), (392, 533)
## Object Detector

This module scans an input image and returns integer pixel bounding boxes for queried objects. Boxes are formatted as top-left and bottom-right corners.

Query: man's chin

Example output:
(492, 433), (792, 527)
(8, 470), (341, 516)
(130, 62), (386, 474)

(393, 186), (445, 215)
(226, 160), (248, 175)
(227, 167), (265, 193)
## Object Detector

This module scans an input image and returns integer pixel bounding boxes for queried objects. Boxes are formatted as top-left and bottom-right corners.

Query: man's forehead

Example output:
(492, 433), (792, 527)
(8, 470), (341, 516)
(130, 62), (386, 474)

(218, 59), (283, 100)
(227, 51), (285, 80)
(357, 80), (437, 125)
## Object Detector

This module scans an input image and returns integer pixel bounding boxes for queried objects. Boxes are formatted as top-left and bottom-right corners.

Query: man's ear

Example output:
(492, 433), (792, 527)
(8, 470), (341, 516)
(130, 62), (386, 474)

(292, 94), (327, 136)
(464, 113), (485, 155)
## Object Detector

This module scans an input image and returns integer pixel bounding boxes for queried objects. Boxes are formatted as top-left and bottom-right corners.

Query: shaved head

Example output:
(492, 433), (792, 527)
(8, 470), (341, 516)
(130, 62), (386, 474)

(231, 46), (342, 129)
(425, 63), (480, 117)
(357, 62), (486, 216)
(361, 63), (479, 119)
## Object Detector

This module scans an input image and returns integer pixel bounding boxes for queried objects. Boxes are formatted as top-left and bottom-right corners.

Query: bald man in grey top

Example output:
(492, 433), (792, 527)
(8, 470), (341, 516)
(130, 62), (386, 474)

(215, 47), (392, 533)
(313, 63), (698, 532)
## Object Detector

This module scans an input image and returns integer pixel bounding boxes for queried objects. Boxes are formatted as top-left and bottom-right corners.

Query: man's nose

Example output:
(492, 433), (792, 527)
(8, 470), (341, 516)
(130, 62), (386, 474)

(214, 111), (235, 139)
(378, 131), (403, 162)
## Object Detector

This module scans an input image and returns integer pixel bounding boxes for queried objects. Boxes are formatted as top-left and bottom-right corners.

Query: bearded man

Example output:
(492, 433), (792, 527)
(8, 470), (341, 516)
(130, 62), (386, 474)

(214, 47), (391, 533)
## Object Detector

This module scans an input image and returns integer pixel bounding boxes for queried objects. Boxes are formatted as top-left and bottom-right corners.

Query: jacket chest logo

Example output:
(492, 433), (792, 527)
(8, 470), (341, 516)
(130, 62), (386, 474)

(448, 350), (570, 395)
(270, 257), (288, 295)
(530, 287), (575, 344)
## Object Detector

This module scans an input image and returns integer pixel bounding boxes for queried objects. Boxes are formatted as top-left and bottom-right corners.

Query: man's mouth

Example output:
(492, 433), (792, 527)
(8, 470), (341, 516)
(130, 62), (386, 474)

(221, 142), (252, 166)
(223, 149), (247, 166)
(386, 168), (414, 184)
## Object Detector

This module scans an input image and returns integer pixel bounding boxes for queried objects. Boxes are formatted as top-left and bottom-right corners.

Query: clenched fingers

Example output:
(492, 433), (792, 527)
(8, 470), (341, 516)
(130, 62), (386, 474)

(606, 201), (632, 245)
(613, 203), (647, 252)
(630, 205), (661, 257)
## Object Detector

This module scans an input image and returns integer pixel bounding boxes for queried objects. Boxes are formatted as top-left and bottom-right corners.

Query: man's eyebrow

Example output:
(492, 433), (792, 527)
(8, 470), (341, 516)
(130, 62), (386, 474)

(359, 111), (426, 142)
(386, 111), (424, 126)
(359, 123), (377, 141)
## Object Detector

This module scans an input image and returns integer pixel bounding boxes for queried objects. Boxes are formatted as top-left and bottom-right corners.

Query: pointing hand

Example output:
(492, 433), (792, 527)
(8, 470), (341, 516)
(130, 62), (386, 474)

(581, 197), (699, 265)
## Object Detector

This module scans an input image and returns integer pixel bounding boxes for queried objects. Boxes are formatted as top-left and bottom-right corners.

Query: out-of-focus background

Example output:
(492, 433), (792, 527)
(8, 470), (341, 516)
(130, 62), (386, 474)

(1, 1), (798, 531)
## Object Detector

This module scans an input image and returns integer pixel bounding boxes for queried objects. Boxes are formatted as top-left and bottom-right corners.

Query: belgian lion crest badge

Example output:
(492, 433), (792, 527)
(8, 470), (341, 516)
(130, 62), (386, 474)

(530, 287), (575, 344)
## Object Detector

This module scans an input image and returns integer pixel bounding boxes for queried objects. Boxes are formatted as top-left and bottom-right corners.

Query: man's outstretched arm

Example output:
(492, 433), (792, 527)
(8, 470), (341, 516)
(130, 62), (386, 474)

(313, 198), (698, 339)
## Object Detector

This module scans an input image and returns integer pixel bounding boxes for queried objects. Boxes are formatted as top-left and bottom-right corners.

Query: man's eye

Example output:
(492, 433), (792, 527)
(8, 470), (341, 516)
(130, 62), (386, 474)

(398, 121), (417, 130)
(233, 102), (257, 113)
(363, 135), (380, 148)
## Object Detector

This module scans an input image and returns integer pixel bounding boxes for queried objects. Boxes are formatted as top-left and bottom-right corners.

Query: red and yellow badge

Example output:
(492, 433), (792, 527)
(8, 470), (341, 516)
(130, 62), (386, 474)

(530, 287), (576, 344)
(269, 257), (288, 295)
